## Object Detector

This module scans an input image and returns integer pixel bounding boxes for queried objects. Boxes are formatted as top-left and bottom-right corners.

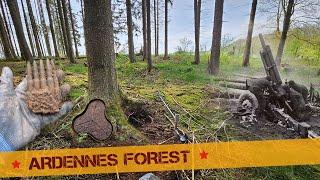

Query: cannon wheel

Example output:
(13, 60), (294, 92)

(238, 92), (259, 111)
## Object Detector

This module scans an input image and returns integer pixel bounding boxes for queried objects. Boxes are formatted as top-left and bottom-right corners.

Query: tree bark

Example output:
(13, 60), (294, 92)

(62, 0), (75, 63)
(26, 0), (42, 58)
(242, 0), (257, 67)
(34, 0), (46, 56)
(38, 0), (52, 56)
(55, 1), (64, 55)
(45, 0), (59, 58)
(4, 1), (19, 57)
(1, 0), (16, 58)
(146, 0), (152, 71)
(153, 0), (157, 56)
(56, 0), (68, 57)
(275, 0), (294, 66)
(163, 0), (169, 60)
(126, 0), (135, 63)
(276, 0), (281, 35)
(21, 0), (35, 57)
(7, 0), (33, 62)
(80, 0), (84, 21)
(83, 0), (119, 102)
(208, 0), (224, 75)
(142, 0), (147, 61)
(68, 0), (79, 58)
(156, 0), (159, 56)
(0, 10), (13, 59)
(194, 0), (201, 65)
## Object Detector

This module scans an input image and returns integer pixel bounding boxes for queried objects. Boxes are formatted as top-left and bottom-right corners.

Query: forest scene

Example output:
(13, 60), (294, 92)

(0, 0), (320, 179)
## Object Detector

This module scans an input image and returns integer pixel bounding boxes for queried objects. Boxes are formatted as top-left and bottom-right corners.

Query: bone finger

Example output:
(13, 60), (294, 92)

(56, 69), (65, 83)
(33, 61), (40, 89)
(46, 59), (54, 88)
(51, 60), (60, 93)
(27, 61), (33, 91)
(60, 84), (71, 100)
(39, 59), (47, 89)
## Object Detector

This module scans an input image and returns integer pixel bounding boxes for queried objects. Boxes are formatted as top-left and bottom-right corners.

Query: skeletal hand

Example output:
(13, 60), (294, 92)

(0, 61), (73, 151)
(26, 59), (70, 114)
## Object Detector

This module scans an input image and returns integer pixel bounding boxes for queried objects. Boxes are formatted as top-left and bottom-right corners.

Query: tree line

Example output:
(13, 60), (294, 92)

(0, 0), (80, 63)
(0, 0), (319, 76)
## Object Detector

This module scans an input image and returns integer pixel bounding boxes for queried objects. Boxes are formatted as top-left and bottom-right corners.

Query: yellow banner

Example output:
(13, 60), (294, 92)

(1, 139), (320, 177)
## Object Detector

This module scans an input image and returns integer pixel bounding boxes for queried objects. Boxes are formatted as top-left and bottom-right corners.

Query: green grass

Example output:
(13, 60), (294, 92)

(62, 62), (88, 75)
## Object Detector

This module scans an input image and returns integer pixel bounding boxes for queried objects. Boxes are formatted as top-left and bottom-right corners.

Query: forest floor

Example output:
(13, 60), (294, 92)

(1, 52), (320, 179)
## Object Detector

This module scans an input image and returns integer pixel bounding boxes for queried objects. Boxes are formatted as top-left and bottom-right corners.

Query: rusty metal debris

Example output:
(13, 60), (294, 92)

(26, 59), (62, 114)
(73, 99), (113, 141)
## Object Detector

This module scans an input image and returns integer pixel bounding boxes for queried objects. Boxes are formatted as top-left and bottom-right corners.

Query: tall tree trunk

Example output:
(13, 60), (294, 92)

(275, 0), (294, 66)
(54, 0), (65, 55)
(142, 0), (147, 61)
(56, 0), (68, 57)
(38, 0), (51, 56)
(21, 0), (35, 57)
(61, 0), (75, 63)
(45, 0), (59, 58)
(34, 0), (46, 56)
(68, 0), (79, 58)
(6, 0), (33, 62)
(276, 0), (281, 35)
(194, 0), (201, 65)
(0, 10), (13, 59)
(163, 0), (169, 60)
(79, 0), (85, 54)
(126, 0), (135, 62)
(1, 0), (16, 58)
(146, 0), (152, 71)
(26, 0), (42, 58)
(153, 0), (157, 56)
(83, 0), (119, 102)
(4, 1), (19, 57)
(208, 0), (224, 75)
(242, 0), (257, 67)
(80, 0), (84, 21)
(156, 0), (159, 56)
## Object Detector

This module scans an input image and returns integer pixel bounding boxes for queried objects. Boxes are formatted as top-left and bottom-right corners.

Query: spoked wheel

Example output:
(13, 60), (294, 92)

(237, 92), (259, 128)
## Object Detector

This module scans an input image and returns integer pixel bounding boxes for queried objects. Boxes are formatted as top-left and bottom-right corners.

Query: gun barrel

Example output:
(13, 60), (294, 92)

(258, 34), (282, 85)
(259, 34), (266, 49)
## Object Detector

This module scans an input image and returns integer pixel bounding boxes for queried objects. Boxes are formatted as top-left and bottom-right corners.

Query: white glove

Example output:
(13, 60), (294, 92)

(0, 67), (73, 151)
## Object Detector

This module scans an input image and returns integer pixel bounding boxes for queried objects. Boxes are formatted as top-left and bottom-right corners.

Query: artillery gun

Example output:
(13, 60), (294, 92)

(235, 34), (320, 138)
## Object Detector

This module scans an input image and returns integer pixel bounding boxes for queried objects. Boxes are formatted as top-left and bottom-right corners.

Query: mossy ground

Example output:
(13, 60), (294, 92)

(0, 51), (320, 179)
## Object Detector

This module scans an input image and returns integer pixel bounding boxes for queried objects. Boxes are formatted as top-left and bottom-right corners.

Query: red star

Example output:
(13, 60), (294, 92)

(199, 150), (208, 159)
(12, 160), (20, 169)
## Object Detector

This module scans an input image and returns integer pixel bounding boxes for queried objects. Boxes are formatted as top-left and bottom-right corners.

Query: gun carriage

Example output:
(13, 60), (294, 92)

(234, 34), (320, 138)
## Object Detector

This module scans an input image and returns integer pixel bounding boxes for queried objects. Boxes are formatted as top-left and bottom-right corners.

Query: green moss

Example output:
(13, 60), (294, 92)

(69, 88), (86, 100)
(106, 101), (147, 143)
(63, 63), (88, 75)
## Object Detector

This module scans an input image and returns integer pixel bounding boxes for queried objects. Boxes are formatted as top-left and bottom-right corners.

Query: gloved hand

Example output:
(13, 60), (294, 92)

(0, 66), (73, 151)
